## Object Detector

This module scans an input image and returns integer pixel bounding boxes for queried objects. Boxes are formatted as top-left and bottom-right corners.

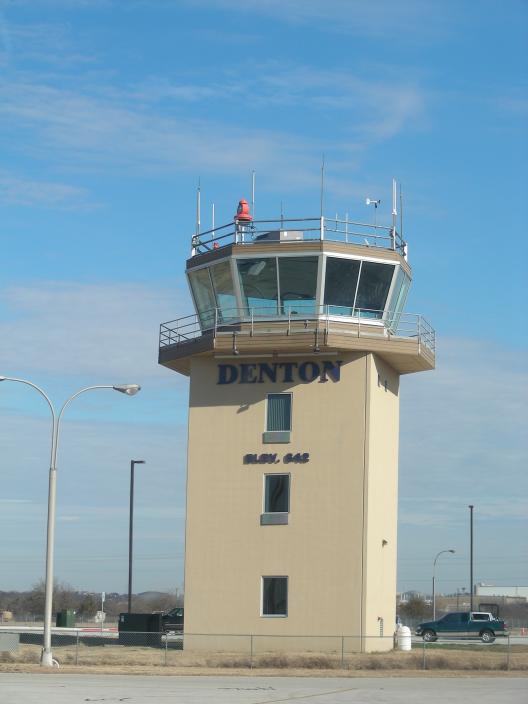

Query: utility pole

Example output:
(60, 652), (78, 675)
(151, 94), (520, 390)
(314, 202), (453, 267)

(469, 505), (474, 611)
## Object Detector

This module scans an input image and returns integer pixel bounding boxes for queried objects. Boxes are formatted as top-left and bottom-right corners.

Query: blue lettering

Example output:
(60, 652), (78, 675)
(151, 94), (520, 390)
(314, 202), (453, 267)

(278, 362), (297, 382)
(299, 361), (319, 382)
(240, 363), (257, 383)
(258, 363), (278, 383)
(218, 364), (238, 384)
(320, 360), (342, 382)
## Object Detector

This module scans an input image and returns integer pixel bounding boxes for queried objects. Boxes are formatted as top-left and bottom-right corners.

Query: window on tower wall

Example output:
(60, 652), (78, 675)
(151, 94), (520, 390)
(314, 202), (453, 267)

(267, 393), (292, 431)
(261, 474), (290, 525)
(265, 474), (289, 513)
(262, 576), (288, 617)
(263, 393), (292, 444)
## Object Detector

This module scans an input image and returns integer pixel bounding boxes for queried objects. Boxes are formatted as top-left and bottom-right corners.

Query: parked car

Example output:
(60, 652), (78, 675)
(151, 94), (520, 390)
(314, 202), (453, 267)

(416, 611), (508, 643)
(161, 607), (184, 632)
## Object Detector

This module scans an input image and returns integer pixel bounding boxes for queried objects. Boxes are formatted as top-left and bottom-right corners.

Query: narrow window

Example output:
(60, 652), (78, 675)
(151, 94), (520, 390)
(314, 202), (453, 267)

(262, 576), (288, 616)
(267, 393), (292, 432)
(265, 474), (290, 513)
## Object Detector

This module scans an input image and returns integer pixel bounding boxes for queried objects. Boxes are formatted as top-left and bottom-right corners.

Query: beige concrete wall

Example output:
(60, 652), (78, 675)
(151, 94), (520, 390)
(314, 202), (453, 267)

(184, 351), (400, 651)
(361, 355), (400, 651)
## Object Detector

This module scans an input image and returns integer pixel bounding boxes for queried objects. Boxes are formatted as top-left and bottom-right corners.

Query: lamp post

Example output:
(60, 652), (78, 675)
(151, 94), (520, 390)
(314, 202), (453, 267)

(0, 377), (141, 667)
(128, 459), (146, 613)
(432, 549), (455, 620)
(469, 504), (474, 611)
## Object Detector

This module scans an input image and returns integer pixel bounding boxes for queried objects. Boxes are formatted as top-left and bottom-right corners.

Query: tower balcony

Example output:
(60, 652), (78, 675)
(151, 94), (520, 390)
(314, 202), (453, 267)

(158, 305), (435, 376)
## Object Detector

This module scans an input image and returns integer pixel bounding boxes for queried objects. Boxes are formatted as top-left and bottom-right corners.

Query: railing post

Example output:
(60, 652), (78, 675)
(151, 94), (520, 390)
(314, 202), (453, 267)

(506, 634), (510, 671)
(287, 309), (291, 336)
(164, 632), (168, 666)
(341, 635), (344, 669)
(250, 634), (254, 669)
(75, 630), (79, 665)
(417, 315), (422, 354)
(214, 308), (218, 339)
(422, 640), (426, 670)
(251, 308), (254, 337)
(320, 215), (325, 241)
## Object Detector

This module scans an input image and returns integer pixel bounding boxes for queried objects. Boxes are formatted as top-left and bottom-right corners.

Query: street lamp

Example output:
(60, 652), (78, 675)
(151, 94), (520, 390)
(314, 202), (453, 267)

(432, 549), (455, 620)
(128, 459), (146, 613)
(0, 377), (141, 667)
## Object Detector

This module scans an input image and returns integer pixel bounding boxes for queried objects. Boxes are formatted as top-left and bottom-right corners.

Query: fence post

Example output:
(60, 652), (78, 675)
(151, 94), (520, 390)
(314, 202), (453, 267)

(75, 630), (79, 665)
(422, 640), (426, 670)
(250, 634), (253, 669)
(164, 632), (168, 666)
(506, 634), (510, 671)
(341, 636), (344, 669)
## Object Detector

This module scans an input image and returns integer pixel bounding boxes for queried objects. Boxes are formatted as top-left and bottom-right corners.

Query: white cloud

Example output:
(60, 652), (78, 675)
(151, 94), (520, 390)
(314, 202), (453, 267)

(0, 170), (94, 208)
(0, 409), (188, 591)
(178, 0), (454, 41)
(0, 281), (189, 380)
(398, 335), (528, 575)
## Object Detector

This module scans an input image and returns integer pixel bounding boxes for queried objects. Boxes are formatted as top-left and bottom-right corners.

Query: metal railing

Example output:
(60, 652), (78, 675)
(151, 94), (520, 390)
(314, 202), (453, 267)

(159, 306), (436, 355)
(191, 216), (406, 257)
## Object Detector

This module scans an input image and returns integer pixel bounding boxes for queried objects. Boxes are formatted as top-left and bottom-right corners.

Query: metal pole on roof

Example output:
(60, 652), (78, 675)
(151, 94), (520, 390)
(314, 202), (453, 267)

(320, 154), (325, 218)
(251, 170), (256, 220)
(196, 179), (201, 237)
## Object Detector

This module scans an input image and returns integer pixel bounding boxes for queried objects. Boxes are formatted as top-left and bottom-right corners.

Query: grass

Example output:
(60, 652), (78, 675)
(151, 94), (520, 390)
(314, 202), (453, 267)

(1, 643), (527, 674)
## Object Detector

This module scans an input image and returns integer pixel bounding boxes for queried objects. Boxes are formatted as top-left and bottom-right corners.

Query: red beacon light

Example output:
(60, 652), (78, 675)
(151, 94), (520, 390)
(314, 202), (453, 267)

(234, 199), (252, 222)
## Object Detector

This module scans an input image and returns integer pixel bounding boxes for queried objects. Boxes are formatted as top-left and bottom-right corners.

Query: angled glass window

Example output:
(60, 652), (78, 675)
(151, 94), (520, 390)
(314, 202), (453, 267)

(237, 258), (278, 315)
(262, 576), (288, 616)
(278, 256), (318, 316)
(386, 266), (410, 331)
(355, 262), (395, 318)
(267, 394), (292, 432)
(323, 257), (361, 315)
(209, 261), (237, 322)
(264, 474), (290, 513)
(188, 268), (216, 329)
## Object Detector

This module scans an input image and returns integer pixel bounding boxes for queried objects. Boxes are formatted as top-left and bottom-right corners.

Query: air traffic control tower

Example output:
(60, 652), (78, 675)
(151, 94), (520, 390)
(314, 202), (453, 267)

(158, 190), (435, 652)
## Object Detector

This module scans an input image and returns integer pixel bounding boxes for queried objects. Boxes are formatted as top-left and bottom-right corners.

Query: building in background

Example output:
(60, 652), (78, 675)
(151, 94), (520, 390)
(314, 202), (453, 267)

(159, 189), (435, 652)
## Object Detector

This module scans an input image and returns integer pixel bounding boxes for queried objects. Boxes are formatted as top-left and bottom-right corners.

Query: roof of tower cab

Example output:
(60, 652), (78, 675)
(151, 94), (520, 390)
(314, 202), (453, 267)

(158, 199), (435, 376)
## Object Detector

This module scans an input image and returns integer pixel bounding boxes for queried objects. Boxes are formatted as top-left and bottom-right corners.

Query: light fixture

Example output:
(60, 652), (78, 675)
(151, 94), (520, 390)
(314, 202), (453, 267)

(113, 384), (141, 396)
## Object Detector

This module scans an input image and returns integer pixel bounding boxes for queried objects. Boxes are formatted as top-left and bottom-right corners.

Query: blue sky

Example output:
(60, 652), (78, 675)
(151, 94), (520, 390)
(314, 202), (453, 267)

(0, 0), (526, 598)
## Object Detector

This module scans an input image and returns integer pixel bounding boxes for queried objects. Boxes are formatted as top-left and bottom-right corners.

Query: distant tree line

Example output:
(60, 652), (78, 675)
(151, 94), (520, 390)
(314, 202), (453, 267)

(0, 581), (183, 620)
(397, 595), (528, 624)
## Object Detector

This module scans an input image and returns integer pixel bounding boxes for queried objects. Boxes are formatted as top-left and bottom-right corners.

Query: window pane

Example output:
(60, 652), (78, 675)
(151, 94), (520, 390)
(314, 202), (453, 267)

(188, 268), (216, 329)
(355, 262), (395, 318)
(265, 475), (289, 513)
(267, 394), (291, 431)
(323, 257), (361, 315)
(278, 257), (318, 315)
(237, 258), (278, 315)
(262, 577), (288, 616)
(210, 261), (237, 321)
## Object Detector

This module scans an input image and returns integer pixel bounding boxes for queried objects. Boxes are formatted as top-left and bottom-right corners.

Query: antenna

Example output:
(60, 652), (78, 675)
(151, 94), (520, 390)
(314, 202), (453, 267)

(251, 170), (256, 220)
(392, 178), (397, 229)
(212, 202), (215, 240)
(399, 184), (403, 240)
(196, 178), (201, 237)
(320, 154), (325, 217)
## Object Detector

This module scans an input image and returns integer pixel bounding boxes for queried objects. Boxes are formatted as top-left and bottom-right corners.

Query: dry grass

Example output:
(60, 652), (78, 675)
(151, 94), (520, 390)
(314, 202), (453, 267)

(1, 642), (528, 675)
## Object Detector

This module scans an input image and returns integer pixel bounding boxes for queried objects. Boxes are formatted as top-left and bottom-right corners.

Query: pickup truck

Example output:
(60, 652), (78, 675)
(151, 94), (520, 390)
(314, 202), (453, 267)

(161, 607), (184, 633)
(416, 611), (508, 643)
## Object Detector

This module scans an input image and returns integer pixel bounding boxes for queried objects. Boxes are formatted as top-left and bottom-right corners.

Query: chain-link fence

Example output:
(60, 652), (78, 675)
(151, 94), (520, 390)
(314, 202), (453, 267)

(1, 630), (527, 671)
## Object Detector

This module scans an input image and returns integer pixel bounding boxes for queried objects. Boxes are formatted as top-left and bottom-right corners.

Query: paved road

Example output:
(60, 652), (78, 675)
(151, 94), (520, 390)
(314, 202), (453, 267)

(1, 674), (527, 704)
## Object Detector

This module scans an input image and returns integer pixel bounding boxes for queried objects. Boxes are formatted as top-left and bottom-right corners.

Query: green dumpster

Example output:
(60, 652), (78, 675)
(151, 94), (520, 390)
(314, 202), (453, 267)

(56, 609), (76, 627)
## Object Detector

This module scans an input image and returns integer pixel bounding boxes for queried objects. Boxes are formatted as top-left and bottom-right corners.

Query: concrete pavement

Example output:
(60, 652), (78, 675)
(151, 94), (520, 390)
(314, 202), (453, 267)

(1, 674), (527, 704)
